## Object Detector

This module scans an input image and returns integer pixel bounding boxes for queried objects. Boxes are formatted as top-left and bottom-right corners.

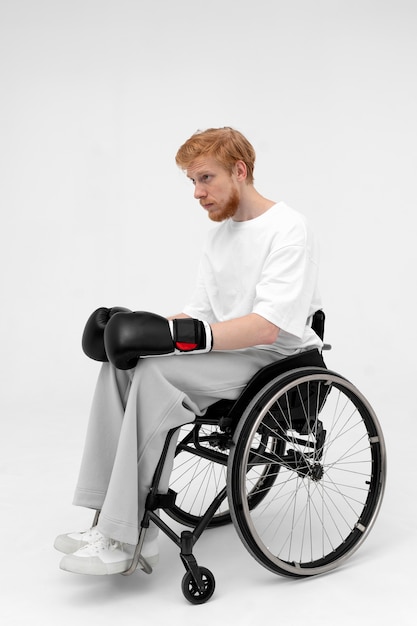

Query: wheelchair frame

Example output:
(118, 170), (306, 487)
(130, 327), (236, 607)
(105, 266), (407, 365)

(110, 313), (387, 604)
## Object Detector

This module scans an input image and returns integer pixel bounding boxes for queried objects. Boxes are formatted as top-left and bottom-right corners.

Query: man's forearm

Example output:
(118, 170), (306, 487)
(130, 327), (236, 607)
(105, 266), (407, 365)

(211, 314), (279, 350)
(168, 312), (279, 351)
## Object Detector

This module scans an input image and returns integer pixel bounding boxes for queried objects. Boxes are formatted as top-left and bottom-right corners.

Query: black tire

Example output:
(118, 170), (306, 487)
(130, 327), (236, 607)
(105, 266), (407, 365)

(181, 567), (215, 604)
(227, 368), (386, 577)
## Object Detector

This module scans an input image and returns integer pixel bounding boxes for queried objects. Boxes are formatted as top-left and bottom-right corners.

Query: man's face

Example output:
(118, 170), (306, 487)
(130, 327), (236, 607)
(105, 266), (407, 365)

(186, 156), (240, 222)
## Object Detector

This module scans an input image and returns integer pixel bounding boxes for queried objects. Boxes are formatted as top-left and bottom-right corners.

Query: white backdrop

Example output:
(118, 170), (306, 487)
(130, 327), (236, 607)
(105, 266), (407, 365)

(1, 1), (416, 624)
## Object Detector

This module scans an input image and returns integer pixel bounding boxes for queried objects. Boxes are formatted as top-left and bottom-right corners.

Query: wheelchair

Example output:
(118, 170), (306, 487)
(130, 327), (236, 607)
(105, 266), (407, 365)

(118, 311), (387, 604)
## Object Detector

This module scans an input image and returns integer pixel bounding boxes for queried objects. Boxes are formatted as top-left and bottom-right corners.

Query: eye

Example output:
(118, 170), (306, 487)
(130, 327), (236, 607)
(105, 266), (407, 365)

(189, 174), (212, 185)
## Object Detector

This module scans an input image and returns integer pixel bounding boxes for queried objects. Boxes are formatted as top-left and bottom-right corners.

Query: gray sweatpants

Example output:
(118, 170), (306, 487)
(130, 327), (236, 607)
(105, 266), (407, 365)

(73, 348), (283, 545)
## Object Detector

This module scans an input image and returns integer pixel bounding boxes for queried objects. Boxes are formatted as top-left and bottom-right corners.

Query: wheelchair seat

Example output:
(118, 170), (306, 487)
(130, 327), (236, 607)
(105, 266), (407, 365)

(203, 308), (328, 426)
(203, 347), (326, 427)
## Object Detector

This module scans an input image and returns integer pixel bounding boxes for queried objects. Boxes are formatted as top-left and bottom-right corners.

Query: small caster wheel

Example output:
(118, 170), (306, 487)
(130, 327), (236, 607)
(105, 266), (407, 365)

(181, 567), (215, 604)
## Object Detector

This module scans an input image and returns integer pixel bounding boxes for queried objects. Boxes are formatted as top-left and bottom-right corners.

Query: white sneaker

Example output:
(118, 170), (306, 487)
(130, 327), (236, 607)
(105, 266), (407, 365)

(54, 527), (103, 554)
(59, 532), (159, 576)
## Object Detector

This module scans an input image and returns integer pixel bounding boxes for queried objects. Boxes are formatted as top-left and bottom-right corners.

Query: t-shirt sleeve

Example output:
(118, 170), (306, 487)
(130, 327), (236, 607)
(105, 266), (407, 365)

(252, 241), (320, 339)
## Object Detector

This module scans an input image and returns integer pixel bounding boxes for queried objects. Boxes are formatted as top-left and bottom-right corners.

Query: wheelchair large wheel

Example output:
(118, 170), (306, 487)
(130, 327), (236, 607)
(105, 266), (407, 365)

(227, 368), (386, 577)
(167, 422), (284, 528)
(167, 423), (231, 527)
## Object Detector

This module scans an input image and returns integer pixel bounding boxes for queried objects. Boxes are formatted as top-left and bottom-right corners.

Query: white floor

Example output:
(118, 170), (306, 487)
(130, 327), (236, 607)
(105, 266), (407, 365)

(1, 400), (416, 626)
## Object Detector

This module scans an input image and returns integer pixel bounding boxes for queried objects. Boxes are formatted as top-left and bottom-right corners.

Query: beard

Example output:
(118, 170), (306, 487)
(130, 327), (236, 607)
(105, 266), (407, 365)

(207, 187), (240, 222)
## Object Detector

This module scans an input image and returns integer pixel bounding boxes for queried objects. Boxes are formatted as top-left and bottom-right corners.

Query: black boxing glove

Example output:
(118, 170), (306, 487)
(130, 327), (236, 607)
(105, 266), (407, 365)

(104, 311), (213, 370)
(82, 306), (132, 362)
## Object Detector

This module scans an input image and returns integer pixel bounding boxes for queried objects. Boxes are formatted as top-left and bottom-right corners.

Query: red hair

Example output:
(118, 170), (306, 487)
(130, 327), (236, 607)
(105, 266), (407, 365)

(175, 127), (256, 184)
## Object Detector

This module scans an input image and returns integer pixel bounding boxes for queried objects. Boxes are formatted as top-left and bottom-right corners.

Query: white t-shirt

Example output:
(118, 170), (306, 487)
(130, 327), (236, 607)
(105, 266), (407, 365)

(183, 202), (323, 355)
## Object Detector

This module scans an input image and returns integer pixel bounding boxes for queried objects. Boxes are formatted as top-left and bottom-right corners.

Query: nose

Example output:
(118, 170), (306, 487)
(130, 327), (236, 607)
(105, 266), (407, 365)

(194, 183), (207, 200)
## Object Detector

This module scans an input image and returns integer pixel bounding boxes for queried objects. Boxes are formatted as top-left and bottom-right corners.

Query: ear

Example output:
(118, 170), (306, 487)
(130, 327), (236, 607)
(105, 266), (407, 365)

(234, 160), (248, 181)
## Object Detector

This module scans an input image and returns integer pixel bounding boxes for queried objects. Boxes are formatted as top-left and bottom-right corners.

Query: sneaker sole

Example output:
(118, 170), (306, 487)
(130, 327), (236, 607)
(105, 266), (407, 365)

(60, 555), (133, 576)
(59, 553), (159, 576)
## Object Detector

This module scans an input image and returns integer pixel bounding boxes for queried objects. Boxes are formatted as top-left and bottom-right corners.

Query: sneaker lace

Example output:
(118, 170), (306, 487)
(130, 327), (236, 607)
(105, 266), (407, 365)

(79, 533), (122, 555)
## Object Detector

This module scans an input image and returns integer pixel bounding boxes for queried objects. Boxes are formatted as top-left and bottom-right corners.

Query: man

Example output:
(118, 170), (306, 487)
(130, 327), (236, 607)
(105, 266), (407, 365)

(55, 127), (323, 575)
